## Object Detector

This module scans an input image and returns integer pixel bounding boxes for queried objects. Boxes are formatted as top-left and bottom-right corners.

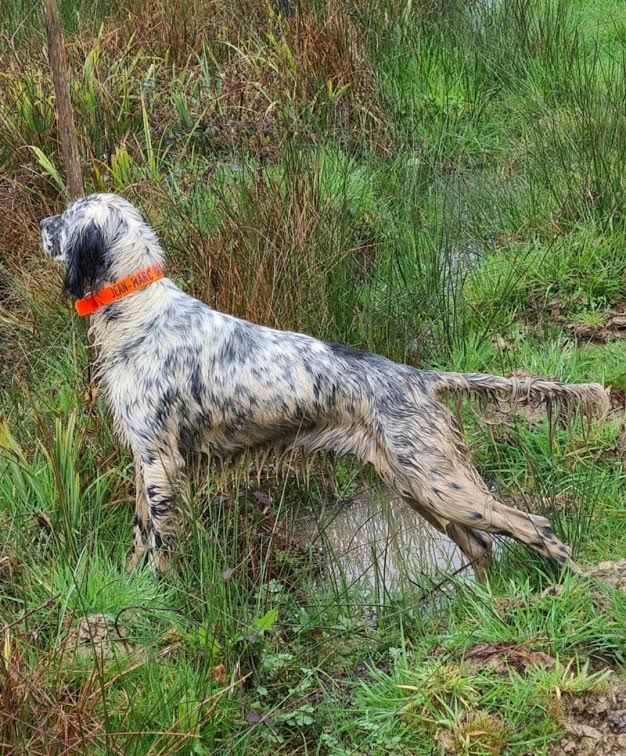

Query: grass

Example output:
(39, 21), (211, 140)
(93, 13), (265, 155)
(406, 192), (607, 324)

(1, 0), (625, 752)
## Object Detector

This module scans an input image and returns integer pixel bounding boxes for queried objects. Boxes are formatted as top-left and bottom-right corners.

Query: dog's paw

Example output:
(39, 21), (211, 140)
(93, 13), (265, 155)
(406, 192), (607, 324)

(146, 547), (176, 577)
(126, 546), (146, 573)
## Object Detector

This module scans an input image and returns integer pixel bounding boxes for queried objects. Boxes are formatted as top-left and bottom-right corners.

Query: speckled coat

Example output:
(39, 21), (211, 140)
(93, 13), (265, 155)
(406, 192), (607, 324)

(40, 194), (609, 576)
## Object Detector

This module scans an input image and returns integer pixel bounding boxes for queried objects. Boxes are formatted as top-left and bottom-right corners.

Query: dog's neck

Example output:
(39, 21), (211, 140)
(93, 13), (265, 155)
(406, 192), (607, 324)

(87, 228), (175, 342)
(87, 277), (179, 373)
(105, 224), (165, 282)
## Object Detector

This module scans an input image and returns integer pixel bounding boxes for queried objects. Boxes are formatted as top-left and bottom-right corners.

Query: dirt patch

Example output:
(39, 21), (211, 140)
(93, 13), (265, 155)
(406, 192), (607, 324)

(463, 642), (556, 675)
(610, 391), (626, 415)
(583, 559), (626, 592)
(566, 311), (626, 343)
(618, 424), (626, 471)
(525, 297), (626, 344)
(551, 685), (626, 755)
(436, 710), (506, 755)
(59, 613), (134, 665)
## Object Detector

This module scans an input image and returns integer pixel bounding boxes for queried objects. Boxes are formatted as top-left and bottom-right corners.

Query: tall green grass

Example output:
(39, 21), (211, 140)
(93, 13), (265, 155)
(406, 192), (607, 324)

(1, 0), (625, 752)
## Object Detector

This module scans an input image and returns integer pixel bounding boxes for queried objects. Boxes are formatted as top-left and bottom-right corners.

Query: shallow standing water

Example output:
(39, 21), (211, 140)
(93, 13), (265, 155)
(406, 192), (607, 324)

(298, 487), (467, 592)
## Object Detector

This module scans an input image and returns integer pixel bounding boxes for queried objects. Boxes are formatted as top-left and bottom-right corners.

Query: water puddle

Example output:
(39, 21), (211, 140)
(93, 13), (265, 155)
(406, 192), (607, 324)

(299, 487), (468, 592)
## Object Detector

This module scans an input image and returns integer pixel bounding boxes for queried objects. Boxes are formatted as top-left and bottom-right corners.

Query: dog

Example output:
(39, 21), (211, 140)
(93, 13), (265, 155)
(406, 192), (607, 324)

(40, 193), (609, 577)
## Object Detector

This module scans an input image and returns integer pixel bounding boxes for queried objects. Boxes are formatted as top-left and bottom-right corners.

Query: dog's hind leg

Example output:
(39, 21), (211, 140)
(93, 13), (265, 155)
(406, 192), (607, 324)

(438, 474), (579, 571)
(403, 498), (493, 579)
(390, 445), (575, 570)
(444, 522), (493, 580)
(425, 469), (576, 569)
(363, 438), (493, 579)
(369, 404), (576, 573)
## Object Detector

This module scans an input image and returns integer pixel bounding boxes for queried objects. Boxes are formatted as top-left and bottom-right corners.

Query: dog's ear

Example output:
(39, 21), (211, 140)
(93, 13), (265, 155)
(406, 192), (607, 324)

(64, 221), (107, 298)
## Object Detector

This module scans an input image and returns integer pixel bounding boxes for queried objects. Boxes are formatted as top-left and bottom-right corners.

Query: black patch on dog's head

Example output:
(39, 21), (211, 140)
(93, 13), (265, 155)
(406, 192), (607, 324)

(64, 221), (108, 298)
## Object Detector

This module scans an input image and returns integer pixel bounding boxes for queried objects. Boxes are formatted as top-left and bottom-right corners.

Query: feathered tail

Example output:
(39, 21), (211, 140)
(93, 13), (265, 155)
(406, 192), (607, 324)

(427, 371), (609, 423)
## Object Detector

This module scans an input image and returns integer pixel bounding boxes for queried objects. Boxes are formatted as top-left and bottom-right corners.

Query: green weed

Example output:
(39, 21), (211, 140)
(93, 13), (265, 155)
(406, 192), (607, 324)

(0, 0), (624, 752)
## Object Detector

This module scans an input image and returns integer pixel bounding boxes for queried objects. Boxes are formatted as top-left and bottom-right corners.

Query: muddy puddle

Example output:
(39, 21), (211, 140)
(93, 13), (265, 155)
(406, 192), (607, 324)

(297, 488), (468, 592)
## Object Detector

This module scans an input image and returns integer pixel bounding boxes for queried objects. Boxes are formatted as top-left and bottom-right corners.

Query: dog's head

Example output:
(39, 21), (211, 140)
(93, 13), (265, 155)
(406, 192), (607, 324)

(40, 193), (163, 298)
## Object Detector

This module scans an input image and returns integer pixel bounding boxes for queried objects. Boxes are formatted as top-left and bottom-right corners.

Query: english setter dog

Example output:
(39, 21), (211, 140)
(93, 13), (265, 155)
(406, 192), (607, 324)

(40, 194), (608, 577)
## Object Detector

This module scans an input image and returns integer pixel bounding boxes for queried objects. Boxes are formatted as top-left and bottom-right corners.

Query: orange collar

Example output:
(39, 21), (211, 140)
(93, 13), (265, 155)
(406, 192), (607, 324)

(75, 264), (165, 316)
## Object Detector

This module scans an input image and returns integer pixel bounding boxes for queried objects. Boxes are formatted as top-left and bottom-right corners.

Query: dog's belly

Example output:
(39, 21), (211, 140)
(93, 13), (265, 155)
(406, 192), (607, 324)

(192, 414), (320, 460)
(183, 401), (374, 471)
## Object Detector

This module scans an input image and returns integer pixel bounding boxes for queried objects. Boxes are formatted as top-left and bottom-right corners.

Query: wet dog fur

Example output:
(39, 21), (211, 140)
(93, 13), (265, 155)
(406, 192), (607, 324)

(40, 194), (609, 577)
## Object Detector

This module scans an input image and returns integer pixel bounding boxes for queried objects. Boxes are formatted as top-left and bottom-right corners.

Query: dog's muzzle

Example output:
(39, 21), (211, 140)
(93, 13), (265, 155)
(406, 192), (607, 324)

(40, 214), (65, 260)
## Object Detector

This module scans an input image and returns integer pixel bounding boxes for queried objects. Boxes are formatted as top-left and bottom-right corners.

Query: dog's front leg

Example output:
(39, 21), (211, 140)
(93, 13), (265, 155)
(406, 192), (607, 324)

(127, 456), (150, 571)
(140, 448), (184, 573)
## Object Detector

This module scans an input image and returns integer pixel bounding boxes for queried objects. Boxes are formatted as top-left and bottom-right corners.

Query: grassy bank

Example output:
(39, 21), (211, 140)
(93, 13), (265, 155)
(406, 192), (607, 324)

(0, 0), (625, 752)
